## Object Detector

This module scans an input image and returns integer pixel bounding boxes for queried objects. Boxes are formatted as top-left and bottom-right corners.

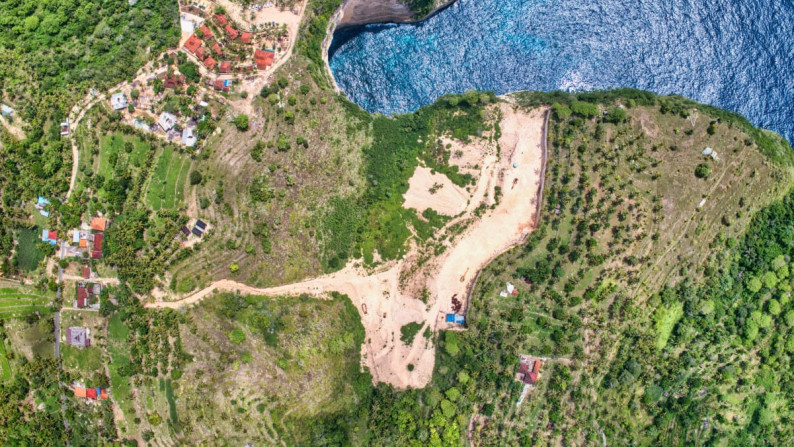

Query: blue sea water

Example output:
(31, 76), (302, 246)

(329, 0), (794, 142)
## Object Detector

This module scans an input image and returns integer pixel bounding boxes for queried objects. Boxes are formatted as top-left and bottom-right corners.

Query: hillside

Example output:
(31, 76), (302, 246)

(3, 0), (794, 445)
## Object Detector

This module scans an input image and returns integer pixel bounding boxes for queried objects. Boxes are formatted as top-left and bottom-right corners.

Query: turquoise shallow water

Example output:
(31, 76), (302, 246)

(329, 0), (794, 142)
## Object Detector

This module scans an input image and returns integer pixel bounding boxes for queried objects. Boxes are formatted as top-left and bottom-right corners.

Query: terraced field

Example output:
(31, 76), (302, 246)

(0, 284), (53, 317)
(146, 145), (192, 210)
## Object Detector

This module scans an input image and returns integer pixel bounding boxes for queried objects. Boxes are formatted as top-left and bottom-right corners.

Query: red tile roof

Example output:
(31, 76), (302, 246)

(254, 49), (275, 70)
(199, 25), (212, 38)
(225, 25), (239, 39)
(212, 43), (223, 55)
(82, 266), (90, 279)
(196, 46), (205, 59)
(74, 387), (87, 398)
(183, 34), (202, 54)
(86, 388), (97, 399)
(48, 230), (57, 240)
(90, 217), (108, 231)
(204, 57), (217, 69)
(91, 251), (102, 259)
(219, 61), (232, 73)
(240, 32), (252, 44)
(100, 389), (108, 399)
(93, 233), (103, 251)
(214, 14), (228, 26)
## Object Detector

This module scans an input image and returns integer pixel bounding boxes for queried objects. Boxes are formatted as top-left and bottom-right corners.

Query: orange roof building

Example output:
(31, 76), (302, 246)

(74, 387), (87, 398)
(204, 57), (217, 70)
(214, 14), (228, 26)
(254, 49), (275, 70)
(90, 217), (108, 231)
(183, 34), (202, 54)
(225, 25), (239, 40)
(212, 43), (223, 56)
(196, 46), (205, 59)
(240, 32), (252, 44)
(100, 389), (108, 400)
(219, 61), (232, 73)
(199, 25), (212, 37)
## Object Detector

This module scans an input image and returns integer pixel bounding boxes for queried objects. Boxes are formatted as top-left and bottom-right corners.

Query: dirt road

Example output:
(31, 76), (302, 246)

(147, 103), (548, 389)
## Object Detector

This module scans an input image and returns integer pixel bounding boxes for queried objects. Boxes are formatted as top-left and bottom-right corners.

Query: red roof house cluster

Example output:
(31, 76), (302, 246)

(74, 386), (109, 400)
(76, 282), (102, 309)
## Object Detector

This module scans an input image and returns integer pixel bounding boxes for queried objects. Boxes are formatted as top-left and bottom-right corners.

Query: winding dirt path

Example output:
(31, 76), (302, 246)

(146, 103), (548, 389)
(66, 92), (105, 199)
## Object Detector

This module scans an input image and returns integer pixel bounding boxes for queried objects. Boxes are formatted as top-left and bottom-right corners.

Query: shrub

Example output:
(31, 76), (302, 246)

(229, 328), (246, 344)
(233, 114), (249, 131)
(189, 170), (202, 185)
(695, 163), (711, 179)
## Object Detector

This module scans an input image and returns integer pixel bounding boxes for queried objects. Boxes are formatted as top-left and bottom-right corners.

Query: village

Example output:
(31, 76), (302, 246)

(76, 0), (304, 150)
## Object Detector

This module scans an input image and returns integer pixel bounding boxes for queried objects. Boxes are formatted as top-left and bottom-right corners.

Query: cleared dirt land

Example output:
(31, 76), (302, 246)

(148, 103), (548, 388)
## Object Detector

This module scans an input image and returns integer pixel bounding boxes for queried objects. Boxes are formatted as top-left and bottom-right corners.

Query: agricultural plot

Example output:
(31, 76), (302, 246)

(0, 284), (53, 317)
(146, 145), (191, 210)
(14, 227), (45, 272)
(106, 313), (136, 434)
(97, 132), (152, 179)
(0, 340), (11, 382)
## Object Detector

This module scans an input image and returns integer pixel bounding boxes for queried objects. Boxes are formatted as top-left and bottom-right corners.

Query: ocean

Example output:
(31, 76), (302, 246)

(328, 0), (794, 142)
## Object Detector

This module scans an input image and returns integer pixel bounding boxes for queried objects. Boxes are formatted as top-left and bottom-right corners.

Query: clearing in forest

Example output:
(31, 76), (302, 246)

(147, 102), (547, 389)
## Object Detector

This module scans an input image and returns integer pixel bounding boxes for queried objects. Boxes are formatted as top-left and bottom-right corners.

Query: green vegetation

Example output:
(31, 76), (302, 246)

(400, 322), (424, 345)
(12, 228), (45, 272)
(0, 285), (53, 317)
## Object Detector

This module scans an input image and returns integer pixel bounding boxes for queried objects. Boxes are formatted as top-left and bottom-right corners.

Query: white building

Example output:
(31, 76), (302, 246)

(158, 112), (177, 132)
(110, 93), (128, 110)
(182, 127), (197, 147)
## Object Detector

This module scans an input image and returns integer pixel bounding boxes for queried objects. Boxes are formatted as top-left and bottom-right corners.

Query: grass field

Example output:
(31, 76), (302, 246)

(62, 345), (104, 372)
(146, 145), (191, 210)
(15, 227), (45, 272)
(107, 313), (135, 431)
(0, 284), (53, 317)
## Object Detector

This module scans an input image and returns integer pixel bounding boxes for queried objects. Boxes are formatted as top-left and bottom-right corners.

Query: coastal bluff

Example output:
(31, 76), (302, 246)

(337, 0), (452, 29)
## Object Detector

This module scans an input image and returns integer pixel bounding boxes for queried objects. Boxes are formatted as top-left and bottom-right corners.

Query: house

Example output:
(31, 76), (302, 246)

(211, 79), (230, 92)
(212, 43), (223, 56)
(183, 34), (202, 54)
(191, 227), (203, 237)
(225, 25), (239, 40)
(254, 49), (275, 70)
(445, 314), (465, 324)
(110, 93), (128, 110)
(132, 119), (151, 132)
(515, 356), (542, 386)
(195, 219), (207, 230)
(219, 61), (232, 73)
(240, 32), (252, 44)
(0, 104), (13, 117)
(158, 112), (177, 132)
(35, 196), (51, 217)
(196, 46), (205, 59)
(180, 226), (191, 236)
(41, 229), (57, 245)
(182, 127), (197, 147)
(86, 388), (97, 399)
(199, 25), (212, 37)
(60, 119), (70, 136)
(214, 14), (228, 26)
(91, 233), (104, 259)
(204, 57), (217, 70)
(163, 74), (185, 89)
(74, 386), (87, 398)
(90, 217), (108, 232)
(76, 281), (102, 308)
(66, 327), (90, 348)
(82, 266), (91, 279)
